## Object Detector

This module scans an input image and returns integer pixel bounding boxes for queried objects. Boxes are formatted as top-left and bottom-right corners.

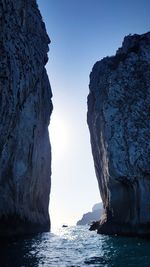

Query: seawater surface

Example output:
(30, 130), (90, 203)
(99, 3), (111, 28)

(0, 226), (150, 267)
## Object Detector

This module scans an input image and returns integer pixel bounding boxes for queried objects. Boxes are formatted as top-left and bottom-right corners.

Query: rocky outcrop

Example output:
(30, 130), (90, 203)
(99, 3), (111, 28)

(0, 0), (52, 236)
(87, 32), (150, 237)
(77, 203), (103, 226)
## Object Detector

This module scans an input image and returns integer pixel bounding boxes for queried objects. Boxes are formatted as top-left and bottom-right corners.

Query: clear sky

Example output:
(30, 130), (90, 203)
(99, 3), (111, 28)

(37, 0), (150, 229)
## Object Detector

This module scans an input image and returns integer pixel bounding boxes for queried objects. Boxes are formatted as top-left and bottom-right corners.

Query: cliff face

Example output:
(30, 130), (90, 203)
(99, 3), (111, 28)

(77, 203), (103, 226)
(87, 32), (150, 236)
(0, 0), (52, 236)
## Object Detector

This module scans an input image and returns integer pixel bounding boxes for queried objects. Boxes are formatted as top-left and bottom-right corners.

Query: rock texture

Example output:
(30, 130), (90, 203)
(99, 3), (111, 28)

(87, 32), (150, 237)
(77, 203), (103, 226)
(0, 0), (52, 236)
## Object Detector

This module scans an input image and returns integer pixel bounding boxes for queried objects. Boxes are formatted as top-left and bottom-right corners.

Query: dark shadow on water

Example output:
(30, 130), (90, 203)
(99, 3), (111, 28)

(0, 233), (48, 267)
(85, 256), (115, 266)
(84, 235), (150, 267)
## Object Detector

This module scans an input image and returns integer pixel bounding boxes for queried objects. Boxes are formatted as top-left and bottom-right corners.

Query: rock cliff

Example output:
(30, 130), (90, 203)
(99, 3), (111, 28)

(77, 203), (103, 226)
(0, 0), (52, 236)
(87, 32), (150, 236)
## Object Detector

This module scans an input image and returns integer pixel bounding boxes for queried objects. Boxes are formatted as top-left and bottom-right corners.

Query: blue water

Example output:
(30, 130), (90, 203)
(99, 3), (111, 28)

(1, 226), (150, 267)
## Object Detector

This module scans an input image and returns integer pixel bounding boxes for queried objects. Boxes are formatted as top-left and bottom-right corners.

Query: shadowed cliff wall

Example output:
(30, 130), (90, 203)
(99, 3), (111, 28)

(0, 0), (52, 236)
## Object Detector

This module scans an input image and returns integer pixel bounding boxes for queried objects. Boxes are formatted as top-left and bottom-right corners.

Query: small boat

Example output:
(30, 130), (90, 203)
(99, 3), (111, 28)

(62, 224), (68, 228)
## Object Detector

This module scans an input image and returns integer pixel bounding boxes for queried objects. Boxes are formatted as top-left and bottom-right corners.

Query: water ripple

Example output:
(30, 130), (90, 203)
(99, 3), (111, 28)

(0, 226), (150, 266)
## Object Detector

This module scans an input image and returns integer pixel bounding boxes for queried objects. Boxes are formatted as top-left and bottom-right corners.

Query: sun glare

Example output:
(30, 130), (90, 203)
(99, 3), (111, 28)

(49, 112), (69, 160)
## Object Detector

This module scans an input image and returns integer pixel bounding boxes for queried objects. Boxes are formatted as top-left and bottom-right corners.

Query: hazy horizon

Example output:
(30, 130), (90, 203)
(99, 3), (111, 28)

(37, 0), (150, 228)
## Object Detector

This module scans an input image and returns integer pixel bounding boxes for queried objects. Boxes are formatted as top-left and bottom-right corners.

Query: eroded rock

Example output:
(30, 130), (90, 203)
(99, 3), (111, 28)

(87, 32), (150, 237)
(0, 0), (52, 236)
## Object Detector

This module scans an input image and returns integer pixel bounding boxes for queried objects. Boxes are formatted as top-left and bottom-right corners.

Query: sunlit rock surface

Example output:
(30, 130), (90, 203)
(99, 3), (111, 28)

(87, 32), (150, 236)
(0, 0), (52, 236)
(77, 203), (103, 225)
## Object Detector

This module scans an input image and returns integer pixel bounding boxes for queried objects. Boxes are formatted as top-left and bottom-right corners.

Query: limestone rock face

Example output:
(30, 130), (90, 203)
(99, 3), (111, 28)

(0, 0), (52, 236)
(77, 203), (103, 226)
(87, 32), (150, 236)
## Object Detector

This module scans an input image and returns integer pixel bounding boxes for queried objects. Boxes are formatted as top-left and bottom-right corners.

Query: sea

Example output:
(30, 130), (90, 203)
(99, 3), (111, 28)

(1, 225), (150, 267)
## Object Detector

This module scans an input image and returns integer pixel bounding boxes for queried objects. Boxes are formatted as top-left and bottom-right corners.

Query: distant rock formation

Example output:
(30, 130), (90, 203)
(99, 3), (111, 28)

(77, 203), (103, 225)
(87, 32), (150, 237)
(0, 0), (52, 236)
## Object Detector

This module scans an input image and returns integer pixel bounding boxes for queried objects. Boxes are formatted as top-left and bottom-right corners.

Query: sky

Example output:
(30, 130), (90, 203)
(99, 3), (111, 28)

(37, 0), (150, 229)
